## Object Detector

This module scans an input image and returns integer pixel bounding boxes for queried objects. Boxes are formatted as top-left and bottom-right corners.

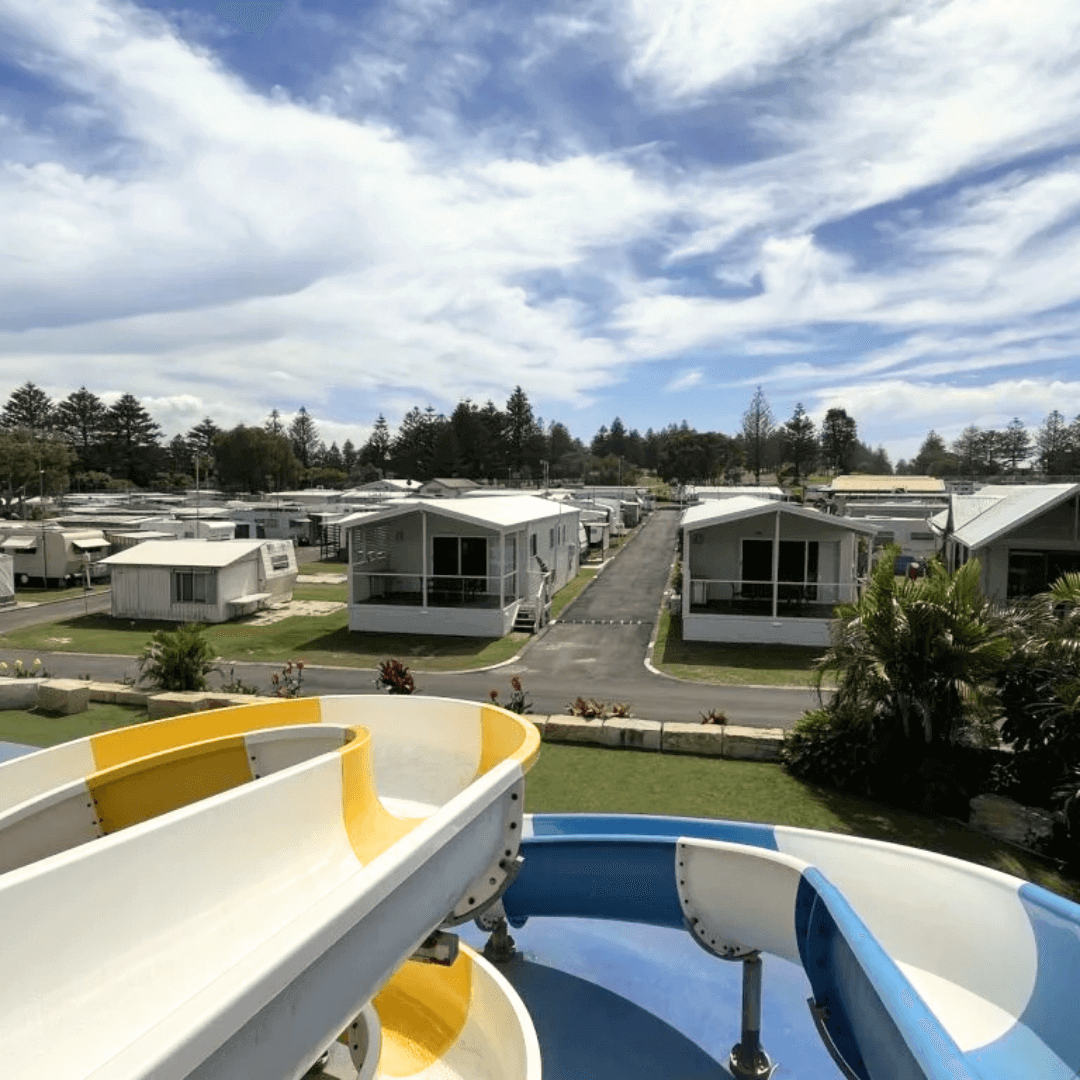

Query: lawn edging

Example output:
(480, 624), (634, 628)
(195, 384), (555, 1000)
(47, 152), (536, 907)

(530, 713), (783, 761)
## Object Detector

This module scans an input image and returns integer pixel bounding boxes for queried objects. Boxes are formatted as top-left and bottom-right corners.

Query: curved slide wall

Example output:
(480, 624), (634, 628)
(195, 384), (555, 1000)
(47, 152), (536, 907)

(0, 697), (539, 1080)
(506, 814), (1080, 1080)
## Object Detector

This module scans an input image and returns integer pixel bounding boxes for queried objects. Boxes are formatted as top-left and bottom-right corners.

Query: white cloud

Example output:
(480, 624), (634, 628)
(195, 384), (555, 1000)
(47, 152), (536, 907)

(621, 0), (897, 103)
(665, 368), (703, 391)
(3, 0), (1080, 459)
(0, 0), (675, 433)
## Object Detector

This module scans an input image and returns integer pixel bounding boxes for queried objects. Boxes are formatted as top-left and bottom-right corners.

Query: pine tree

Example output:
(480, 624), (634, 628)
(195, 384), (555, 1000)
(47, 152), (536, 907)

(390, 407), (443, 479)
(820, 407), (858, 475)
(1, 382), (54, 436)
(288, 407), (321, 470)
(781, 403), (817, 483)
(54, 387), (108, 468)
(342, 439), (358, 474)
(103, 394), (163, 484)
(324, 442), (344, 470)
(186, 417), (221, 458)
(1036, 410), (1069, 475)
(360, 415), (391, 473)
(741, 386), (775, 482)
(265, 409), (285, 437)
(505, 386), (539, 472)
(912, 430), (950, 476)
(998, 418), (1031, 474)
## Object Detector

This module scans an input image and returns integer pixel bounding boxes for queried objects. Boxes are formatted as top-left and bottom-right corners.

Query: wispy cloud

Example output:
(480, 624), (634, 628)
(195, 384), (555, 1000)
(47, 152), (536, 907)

(665, 368), (703, 391)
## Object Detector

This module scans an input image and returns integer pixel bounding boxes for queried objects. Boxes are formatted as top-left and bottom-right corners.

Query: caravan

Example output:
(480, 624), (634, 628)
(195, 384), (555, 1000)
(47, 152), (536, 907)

(0, 526), (112, 587)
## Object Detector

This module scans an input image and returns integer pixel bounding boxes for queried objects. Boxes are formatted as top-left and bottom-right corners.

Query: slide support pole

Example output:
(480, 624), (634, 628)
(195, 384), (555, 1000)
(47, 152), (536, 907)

(729, 953), (775, 1079)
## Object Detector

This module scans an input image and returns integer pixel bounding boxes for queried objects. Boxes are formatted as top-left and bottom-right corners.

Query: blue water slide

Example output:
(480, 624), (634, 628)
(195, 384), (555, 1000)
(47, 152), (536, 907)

(503, 815), (985, 1080)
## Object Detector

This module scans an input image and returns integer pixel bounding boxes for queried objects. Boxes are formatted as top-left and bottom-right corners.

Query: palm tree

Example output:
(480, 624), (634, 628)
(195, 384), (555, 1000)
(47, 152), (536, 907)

(815, 545), (1009, 749)
(994, 572), (1080, 806)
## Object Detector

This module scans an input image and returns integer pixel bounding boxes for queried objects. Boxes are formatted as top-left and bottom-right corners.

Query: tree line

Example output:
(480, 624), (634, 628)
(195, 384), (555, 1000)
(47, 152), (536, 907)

(7, 378), (1066, 511)
(898, 412), (1080, 477)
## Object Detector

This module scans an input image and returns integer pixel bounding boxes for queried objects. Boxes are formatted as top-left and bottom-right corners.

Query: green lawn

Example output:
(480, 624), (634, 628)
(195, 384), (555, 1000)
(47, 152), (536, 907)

(652, 611), (825, 687)
(292, 583), (348, 603)
(300, 560), (349, 574)
(526, 742), (1079, 901)
(16, 584), (110, 603)
(0, 703), (146, 747)
(0, 612), (528, 672)
(550, 567), (598, 620)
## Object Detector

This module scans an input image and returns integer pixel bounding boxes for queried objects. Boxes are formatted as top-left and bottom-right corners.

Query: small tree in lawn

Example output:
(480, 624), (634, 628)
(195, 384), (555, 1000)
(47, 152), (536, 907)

(138, 623), (218, 691)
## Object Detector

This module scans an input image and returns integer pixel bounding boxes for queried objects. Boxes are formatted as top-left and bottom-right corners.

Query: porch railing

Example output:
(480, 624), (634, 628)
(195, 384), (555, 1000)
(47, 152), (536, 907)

(686, 578), (860, 618)
(352, 569), (522, 609)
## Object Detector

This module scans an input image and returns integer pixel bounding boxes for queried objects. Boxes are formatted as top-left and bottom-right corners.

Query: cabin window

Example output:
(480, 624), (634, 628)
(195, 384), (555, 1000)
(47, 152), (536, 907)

(269, 552), (290, 570)
(530, 534), (537, 557)
(172, 570), (216, 604)
(432, 536), (487, 577)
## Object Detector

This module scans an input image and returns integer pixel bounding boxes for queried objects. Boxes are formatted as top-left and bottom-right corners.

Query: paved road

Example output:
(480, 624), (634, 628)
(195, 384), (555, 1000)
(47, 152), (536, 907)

(0, 513), (821, 727)
(0, 591), (112, 631)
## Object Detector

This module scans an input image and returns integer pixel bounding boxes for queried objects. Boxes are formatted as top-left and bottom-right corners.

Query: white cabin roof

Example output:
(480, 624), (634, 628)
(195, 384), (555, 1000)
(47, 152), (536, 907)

(101, 539), (266, 568)
(338, 495), (579, 532)
(682, 496), (879, 534)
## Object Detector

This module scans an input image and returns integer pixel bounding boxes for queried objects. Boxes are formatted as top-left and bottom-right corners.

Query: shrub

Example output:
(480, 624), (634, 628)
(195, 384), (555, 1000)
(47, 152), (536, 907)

(610, 702), (632, 718)
(567, 697), (608, 719)
(700, 708), (728, 725)
(782, 706), (989, 817)
(138, 623), (218, 692)
(991, 573), (1080, 810)
(670, 562), (683, 595)
(489, 676), (532, 715)
(270, 660), (305, 698)
(376, 659), (416, 695)
(220, 666), (259, 695)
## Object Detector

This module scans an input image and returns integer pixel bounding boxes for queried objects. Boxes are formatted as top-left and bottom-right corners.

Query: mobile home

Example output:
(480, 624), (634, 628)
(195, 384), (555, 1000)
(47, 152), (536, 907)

(101, 539), (298, 623)
(0, 526), (112, 586)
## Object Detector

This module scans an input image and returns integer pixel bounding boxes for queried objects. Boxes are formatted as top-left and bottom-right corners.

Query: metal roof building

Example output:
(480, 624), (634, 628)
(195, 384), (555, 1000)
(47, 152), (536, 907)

(930, 484), (1080, 599)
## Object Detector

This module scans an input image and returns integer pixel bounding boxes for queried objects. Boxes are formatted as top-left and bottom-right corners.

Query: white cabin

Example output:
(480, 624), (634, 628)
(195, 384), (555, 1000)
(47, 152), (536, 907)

(101, 539), (298, 623)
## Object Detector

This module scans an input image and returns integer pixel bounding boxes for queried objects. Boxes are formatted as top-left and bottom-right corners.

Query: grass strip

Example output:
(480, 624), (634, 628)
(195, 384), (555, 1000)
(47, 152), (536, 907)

(652, 611), (824, 687)
(0, 612), (527, 672)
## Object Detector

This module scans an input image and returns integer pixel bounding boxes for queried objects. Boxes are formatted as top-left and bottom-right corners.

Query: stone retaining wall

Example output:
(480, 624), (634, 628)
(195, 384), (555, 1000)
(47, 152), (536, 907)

(534, 715), (784, 761)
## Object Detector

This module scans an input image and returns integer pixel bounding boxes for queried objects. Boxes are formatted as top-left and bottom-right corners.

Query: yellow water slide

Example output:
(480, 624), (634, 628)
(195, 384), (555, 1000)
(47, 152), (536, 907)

(0, 696), (541, 1080)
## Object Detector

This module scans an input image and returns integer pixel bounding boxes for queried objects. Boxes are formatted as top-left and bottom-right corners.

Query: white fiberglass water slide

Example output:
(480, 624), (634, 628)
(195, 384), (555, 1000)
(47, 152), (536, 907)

(0, 696), (541, 1080)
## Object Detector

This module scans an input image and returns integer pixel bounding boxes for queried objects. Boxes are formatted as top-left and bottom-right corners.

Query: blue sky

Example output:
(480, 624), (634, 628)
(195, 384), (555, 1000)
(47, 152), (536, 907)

(2, 0), (1080, 463)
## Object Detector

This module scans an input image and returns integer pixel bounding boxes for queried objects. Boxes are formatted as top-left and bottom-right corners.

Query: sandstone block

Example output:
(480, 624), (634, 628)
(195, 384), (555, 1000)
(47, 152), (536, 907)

(37, 679), (90, 716)
(661, 722), (725, 757)
(722, 726), (785, 761)
(543, 715), (606, 746)
(600, 718), (661, 750)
